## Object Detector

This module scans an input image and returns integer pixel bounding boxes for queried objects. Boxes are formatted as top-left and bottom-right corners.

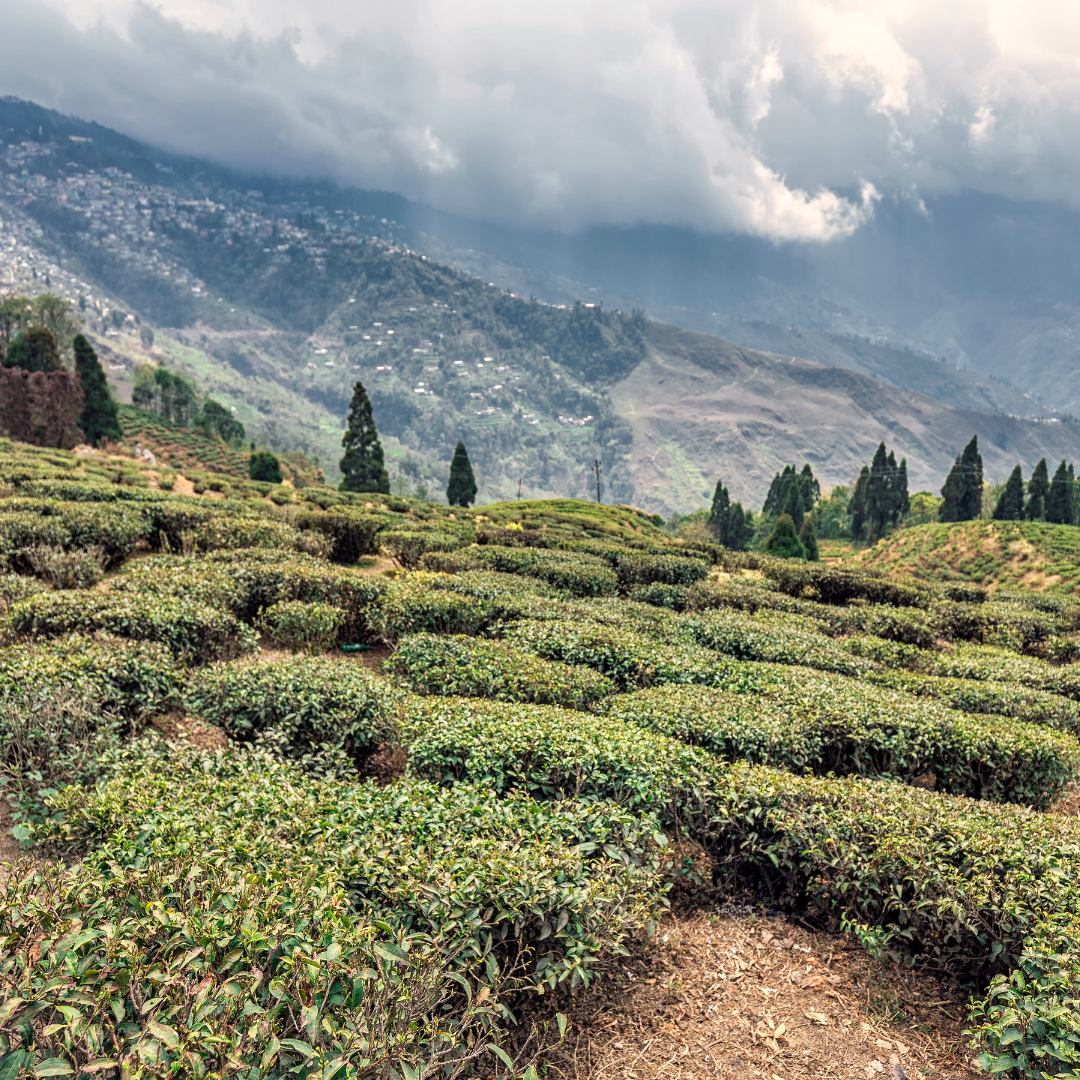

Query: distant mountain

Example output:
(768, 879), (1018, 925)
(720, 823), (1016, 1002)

(6, 96), (1080, 515)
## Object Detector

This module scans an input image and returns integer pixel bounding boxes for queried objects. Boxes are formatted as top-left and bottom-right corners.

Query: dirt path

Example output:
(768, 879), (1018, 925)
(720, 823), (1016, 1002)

(540, 911), (979, 1080)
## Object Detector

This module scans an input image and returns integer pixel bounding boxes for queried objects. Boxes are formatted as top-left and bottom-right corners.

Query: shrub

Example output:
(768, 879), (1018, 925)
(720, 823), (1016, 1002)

(0, 856), (518, 1080)
(183, 655), (400, 759)
(418, 549), (485, 573)
(381, 529), (464, 568)
(21, 543), (106, 588)
(8, 591), (257, 663)
(0, 511), (71, 565)
(866, 670), (1080, 735)
(386, 634), (614, 709)
(258, 600), (347, 652)
(502, 618), (733, 690)
(17, 479), (165, 502)
(51, 501), (154, 565)
(0, 633), (180, 717)
(297, 508), (389, 562)
(685, 578), (822, 618)
(614, 552), (710, 587)
(376, 573), (495, 641)
(679, 609), (870, 677)
(841, 633), (925, 669)
(45, 746), (666, 990)
(919, 645), (1080, 701)
(470, 546), (619, 597)
(598, 678), (1079, 806)
(0, 573), (47, 613)
(627, 582), (690, 611)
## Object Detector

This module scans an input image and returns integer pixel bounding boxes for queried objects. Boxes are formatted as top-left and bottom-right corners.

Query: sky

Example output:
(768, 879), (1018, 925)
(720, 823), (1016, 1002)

(3, 0), (1080, 242)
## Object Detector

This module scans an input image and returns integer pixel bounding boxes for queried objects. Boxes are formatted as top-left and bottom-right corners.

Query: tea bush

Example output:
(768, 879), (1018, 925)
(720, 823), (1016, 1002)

(679, 609), (871, 677)
(386, 633), (615, 709)
(21, 544), (106, 588)
(296, 508), (387, 562)
(258, 600), (347, 652)
(919, 645), (1080, 701)
(470, 546), (619, 597)
(613, 552), (711, 587)
(0, 573), (47, 613)
(381, 529), (465, 568)
(44, 744), (666, 990)
(8, 591), (257, 663)
(627, 582), (690, 611)
(376, 574), (495, 641)
(597, 679), (1079, 806)
(501, 619), (733, 690)
(183, 655), (401, 758)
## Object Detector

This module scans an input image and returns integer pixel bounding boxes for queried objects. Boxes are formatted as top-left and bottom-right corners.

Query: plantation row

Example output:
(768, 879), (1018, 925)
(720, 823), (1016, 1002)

(2, 442), (1080, 1076)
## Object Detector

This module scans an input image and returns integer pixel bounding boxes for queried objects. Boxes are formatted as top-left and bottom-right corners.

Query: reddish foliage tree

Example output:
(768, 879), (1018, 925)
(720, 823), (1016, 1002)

(1, 368), (84, 447)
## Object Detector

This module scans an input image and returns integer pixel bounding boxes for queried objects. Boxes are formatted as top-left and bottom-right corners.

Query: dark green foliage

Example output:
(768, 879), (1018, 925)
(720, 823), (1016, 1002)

(256, 600), (347, 652)
(132, 365), (199, 426)
(760, 513), (805, 560)
(940, 435), (983, 522)
(470, 545), (619, 596)
(183, 655), (399, 758)
(1047, 460), (1074, 525)
(446, 440), (477, 507)
(3, 327), (61, 372)
(296, 508), (388, 563)
(994, 464), (1026, 521)
(73, 334), (121, 446)
(340, 381), (390, 494)
(850, 444), (910, 541)
(381, 529), (464, 568)
(1027, 458), (1050, 521)
(762, 464), (819, 530)
(386, 633), (615, 709)
(614, 551), (710, 587)
(798, 514), (819, 561)
(248, 449), (283, 483)
(197, 398), (245, 446)
(707, 479), (753, 550)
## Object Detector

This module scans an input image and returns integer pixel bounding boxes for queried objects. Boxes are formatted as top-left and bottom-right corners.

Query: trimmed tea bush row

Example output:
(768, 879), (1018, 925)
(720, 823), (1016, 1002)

(0, 855), (518, 1080)
(678, 609), (871, 677)
(865, 669), (1080, 735)
(257, 600), (347, 652)
(597, 679), (1079, 807)
(386, 633), (614, 710)
(183, 655), (401, 759)
(0, 634), (180, 716)
(917, 646), (1080, 702)
(400, 694), (1080, 1066)
(381, 529), (466, 568)
(469, 546), (618, 597)
(45, 745), (666, 991)
(502, 618), (734, 690)
(0, 573), (46, 613)
(7, 591), (256, 663)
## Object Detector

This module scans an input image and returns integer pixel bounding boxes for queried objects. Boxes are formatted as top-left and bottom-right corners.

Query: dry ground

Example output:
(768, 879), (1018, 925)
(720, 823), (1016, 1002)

(538, 911), (980, 1080)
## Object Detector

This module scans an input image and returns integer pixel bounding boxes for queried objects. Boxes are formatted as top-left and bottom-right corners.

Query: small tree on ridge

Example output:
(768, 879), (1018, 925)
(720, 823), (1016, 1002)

(446, 441), (478, 508)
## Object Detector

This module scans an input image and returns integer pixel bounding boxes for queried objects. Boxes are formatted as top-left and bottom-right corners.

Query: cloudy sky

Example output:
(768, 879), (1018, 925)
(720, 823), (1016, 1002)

(3, 0), (1079, 241)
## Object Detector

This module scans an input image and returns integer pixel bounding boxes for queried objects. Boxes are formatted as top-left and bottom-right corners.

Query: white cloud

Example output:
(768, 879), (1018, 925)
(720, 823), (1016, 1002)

(2, 0), (1080, 240)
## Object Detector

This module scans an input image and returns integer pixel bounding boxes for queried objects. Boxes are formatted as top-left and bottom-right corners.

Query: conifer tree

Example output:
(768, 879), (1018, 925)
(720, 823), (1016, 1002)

(1027, 458), (1049, 521)
(940, 435), (983, 522)
(73, 334), (120, 446)
(798, 513), (819, 561)
(726, 503), (753, 551)
(850, 465), (870, 540)
(707, 479), (730, 541)
(3, 327), (61, 373)
(761, 514), (806, 560)
(339, 381), (390, 494)
(1046, 460), (1073, 525)
(446, 441), (478, 507)
(781, 482), (806, 531)
(993, 465), (1025, 520)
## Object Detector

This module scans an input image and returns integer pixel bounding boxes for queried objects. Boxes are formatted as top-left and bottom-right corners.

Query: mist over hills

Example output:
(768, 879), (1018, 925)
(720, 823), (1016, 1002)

(4, 97), (1080, 514)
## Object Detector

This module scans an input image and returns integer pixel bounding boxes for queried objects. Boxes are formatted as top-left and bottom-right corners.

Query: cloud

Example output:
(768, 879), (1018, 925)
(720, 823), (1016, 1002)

(2, 0), (1080, 241)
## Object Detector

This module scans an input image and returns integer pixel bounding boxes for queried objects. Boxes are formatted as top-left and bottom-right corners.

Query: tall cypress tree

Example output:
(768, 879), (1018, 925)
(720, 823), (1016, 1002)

(73, 334), (120, 446)
(1046, 460), (1073, 524)
(993, 465), (1025, 521)
(446, 441), (478, 507)
(781, 482), (806, 531)
(940, 436), (983, 522)
(707, 479), (731, 542)
(1027, 458), (1049, 521)
(726, 504), (753, 551)
(896, 457), (910, 521)
(850, 465), (871, 540)
(798, 514), (819, 561)
(339, 381), (390, 494)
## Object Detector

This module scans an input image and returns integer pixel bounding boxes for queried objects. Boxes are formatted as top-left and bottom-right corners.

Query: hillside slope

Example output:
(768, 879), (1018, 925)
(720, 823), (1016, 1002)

(615, 322), (1080, 512)
(845, 520), (1080, 597)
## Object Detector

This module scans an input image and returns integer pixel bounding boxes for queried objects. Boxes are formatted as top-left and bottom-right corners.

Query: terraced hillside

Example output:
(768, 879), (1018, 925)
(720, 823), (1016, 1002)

(848, 520), (1080, 598)
(1, 438), (1079, 1078)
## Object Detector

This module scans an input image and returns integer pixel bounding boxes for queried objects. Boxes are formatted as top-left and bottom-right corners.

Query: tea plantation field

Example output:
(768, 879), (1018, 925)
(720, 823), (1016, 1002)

(1, 436), (1079, 1078)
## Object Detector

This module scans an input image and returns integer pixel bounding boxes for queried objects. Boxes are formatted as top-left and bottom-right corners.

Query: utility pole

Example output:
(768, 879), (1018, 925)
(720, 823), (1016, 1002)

(517, 477), (522, 499)
(593, 458), (602, 504)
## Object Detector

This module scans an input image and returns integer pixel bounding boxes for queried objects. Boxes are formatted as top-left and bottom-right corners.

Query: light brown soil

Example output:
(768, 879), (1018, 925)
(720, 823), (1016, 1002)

(150, 711), (230, 752)
(1050, 780), (1080, 816)
(539, 911), (979, 1080)
(171, 474), (196, 495)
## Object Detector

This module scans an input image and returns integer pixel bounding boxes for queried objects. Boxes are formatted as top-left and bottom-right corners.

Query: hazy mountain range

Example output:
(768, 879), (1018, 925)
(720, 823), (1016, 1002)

(4, 96), (1080, 514)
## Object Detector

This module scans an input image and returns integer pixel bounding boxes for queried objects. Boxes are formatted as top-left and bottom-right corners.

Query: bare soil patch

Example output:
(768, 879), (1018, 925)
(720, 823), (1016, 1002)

(150, 711), (230, 752)
(538, 911), (978, 1080)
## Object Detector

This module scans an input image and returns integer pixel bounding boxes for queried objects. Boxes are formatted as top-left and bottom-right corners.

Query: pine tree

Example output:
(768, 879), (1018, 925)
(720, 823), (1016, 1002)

(726, 504), (753, 551)
(799, 514), (819, 561)
(4, 327), (61, 373)
(1027, 458), (1049, 521)
(1046, 460), (1073, 525)
(707, 479), (731, 543)
(73, 334), (120, 446)
(339, 381), (390, 494)
(993, 465), (1025, 520)
(781, 482), (806, 531)
(762, 514), (806, 560)
(249, 450), (282, 484)
(850, 466), (870, 540)
(446, 440), (478, 507)
(940, 436), (983, 522)
(896, 458), (910, 520)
